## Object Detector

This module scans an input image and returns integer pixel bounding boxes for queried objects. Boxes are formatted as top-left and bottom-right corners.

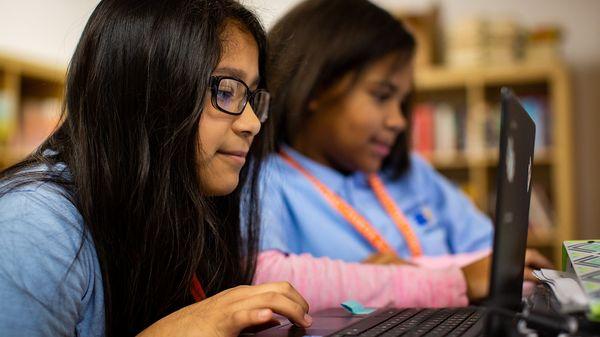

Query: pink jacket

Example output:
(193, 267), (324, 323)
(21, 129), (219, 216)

(253, 249), (491, 312)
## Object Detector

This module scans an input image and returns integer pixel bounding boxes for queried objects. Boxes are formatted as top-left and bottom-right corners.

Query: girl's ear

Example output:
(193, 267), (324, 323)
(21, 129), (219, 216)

(308, 97), (320, 112)
(307, 86), (334, 113)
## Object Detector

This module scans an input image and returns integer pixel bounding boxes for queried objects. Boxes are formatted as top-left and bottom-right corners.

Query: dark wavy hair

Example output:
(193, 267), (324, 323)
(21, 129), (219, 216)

(0, 0), (270, 335)
(267, 0), (415, 177)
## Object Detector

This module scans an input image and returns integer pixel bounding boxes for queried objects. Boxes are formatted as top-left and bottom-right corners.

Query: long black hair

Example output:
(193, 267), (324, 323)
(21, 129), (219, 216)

(0, 0), (270, 335)
(267, 0), (415, 177)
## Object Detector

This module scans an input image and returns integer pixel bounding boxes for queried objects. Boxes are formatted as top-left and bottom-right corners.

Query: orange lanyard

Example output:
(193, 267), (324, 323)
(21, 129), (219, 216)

(280, 150), (423, 257)
(191, 275), (206, 302)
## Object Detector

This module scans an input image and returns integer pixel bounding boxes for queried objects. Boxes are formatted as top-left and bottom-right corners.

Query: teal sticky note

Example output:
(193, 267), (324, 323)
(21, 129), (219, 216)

(341, 300), (375, 315)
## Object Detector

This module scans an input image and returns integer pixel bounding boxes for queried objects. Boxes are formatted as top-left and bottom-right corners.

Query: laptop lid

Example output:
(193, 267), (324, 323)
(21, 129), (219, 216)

(487, 87), (536, 312)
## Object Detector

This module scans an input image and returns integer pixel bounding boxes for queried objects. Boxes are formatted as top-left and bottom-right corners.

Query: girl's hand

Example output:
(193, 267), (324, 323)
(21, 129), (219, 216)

(362, 252), (415, 265)
(137, 282), (312, 337)
(523, 248), (553, 282)
(461, 249), (553, 301)
(461, 255), (492, 301)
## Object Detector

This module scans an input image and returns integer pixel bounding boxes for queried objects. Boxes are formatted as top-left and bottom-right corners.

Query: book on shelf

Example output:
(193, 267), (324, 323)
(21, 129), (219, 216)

(484, 103), (501, 151)
(411, 103), (435, 156)
(411, 102), (467, 160)
(520, 95), (551, 151)
(448, 20), (563, 67)
(528, 183), (555, 242)
(465, 102), (487, 157)
(445, 18), (523, 67)
(433, 103), (457, 159)
(411, 94), (552, 163)
(526, 26), (563, 63)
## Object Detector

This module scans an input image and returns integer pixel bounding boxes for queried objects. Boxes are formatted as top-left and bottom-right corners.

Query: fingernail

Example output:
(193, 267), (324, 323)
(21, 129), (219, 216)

(304, 313), (313, 326)
(258, 309), (272, 320)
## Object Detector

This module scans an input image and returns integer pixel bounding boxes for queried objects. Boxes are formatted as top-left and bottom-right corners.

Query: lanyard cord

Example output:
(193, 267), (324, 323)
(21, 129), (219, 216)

(191, 275), (206, 302)
(279, 150), (423, 257)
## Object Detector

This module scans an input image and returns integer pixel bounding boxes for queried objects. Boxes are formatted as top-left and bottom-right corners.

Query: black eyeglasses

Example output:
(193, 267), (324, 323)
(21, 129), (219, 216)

(209, 76), (270, 122)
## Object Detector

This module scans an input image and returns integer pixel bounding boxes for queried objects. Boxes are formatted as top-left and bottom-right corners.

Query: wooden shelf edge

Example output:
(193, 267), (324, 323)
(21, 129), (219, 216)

(414, 61), (568, 90)
(0, 52), (66, 83)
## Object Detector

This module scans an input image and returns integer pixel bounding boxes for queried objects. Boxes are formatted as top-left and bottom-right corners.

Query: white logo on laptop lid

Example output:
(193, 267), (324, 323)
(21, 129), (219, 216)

(506, 137), (515, 183)
(528, 157), (532, 192)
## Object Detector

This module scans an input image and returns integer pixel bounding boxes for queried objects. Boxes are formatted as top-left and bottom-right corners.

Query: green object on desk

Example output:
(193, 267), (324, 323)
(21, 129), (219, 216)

(562, 240), (600, 322)
(341, 300), (375, 315)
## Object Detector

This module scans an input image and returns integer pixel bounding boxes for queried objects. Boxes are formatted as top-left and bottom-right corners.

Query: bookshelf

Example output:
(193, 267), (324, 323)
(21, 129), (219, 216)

(0, 53), (65, 168)
(412, 61), (575, 264)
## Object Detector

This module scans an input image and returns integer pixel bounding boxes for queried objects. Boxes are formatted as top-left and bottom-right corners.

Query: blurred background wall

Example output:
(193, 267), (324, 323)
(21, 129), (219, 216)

(0, 0), (598, 242)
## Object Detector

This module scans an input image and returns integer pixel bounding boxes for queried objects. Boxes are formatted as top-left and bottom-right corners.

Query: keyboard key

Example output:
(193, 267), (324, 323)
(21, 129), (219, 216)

(332, 309), (405, 336)
(444, 311), (481, 337)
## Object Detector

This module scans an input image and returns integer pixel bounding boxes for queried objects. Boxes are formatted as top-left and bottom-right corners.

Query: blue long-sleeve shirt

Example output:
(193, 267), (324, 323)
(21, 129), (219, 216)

(0, 165), (105, 337)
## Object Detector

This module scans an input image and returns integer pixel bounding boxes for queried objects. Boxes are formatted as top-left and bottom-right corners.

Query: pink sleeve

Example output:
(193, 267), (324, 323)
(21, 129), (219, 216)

(409, 250), (535, 297)
(253, 250), (468, 312)
(410, 249), (492, 269)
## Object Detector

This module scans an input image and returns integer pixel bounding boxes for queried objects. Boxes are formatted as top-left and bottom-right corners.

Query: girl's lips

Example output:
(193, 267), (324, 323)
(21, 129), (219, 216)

(217, 150), (248, 165)
(371, 141), (391, 157)
(220, 150), (247, 157)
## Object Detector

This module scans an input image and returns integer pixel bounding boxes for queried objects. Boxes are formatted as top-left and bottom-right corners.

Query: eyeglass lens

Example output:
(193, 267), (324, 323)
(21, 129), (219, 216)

(215, 78), (246, 114)
(214, 78), (269, 122)
(251, 91), (270, 122)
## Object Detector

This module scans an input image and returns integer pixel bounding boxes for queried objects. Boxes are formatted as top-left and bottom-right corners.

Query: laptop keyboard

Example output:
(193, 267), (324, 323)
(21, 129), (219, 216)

(328, 308), (484, 337)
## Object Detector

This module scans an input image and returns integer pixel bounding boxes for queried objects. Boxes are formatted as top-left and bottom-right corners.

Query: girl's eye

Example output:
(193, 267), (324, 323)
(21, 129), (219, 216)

(217, 83), (240, 105)
(371, 91), (392, 103)
(216, 87), (239, 111)
(217, 89), (235, 101)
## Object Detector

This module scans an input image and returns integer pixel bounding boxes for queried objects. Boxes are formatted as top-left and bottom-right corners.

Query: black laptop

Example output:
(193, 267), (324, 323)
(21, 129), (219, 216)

(250, 88), (537, 337)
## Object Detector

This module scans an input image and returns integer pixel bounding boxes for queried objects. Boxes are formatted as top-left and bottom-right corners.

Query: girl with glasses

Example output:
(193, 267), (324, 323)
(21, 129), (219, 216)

(254, 0), (551, 312)
(0, 1), (310, 336)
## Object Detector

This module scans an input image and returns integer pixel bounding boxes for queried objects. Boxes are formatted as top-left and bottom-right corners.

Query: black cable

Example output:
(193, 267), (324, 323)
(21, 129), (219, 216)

(486, 305), (578, 334)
